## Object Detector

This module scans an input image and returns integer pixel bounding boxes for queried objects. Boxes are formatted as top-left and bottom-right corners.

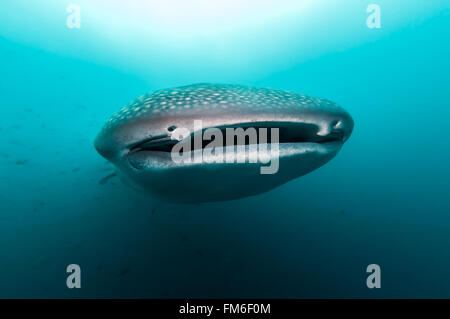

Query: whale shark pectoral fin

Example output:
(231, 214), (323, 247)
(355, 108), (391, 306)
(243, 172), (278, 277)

(98, 172), (117, 185)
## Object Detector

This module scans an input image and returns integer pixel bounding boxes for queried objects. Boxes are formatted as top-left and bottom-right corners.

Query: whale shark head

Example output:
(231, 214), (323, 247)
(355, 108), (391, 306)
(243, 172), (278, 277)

(95, 83), (353, 202)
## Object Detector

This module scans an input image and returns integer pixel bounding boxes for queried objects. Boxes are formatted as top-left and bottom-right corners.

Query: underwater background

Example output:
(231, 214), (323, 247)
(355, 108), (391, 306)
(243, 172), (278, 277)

(0, 0), (449, 298)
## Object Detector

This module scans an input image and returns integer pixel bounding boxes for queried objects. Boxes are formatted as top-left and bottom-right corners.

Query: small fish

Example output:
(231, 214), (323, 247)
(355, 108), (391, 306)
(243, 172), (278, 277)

(16, 160), (28, 165)
(10, 139), (23, 145)
(195, 249), (204, 257)
(117, 267), (130, 277)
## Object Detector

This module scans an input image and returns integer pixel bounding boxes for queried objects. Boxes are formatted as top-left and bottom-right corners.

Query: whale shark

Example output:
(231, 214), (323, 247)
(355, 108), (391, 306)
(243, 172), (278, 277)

(94, 83), (353, 202)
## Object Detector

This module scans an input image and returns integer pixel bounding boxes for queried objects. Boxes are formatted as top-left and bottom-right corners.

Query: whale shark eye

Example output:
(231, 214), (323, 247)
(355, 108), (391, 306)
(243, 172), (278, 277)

(332, 120), (343, 129)
(167, 125), (177, 132)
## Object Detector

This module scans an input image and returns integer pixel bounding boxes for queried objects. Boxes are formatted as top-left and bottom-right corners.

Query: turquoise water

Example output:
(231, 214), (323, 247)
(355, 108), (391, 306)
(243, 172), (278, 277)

(0, 1), (449, 298)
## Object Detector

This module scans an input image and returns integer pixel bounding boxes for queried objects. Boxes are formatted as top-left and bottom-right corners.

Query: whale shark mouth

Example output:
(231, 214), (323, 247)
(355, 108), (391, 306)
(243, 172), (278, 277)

(128, 121), (344, 155)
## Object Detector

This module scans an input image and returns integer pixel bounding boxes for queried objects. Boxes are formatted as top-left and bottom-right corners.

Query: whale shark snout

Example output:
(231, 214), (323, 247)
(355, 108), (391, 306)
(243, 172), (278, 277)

(94, 83), (353, 202)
